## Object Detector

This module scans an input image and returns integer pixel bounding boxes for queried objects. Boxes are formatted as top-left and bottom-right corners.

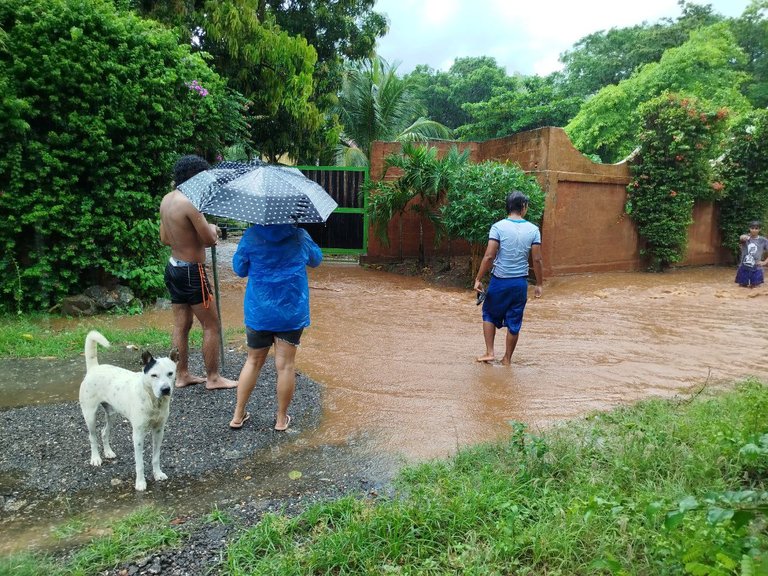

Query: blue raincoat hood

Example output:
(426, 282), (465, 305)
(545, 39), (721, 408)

(232, 225), (322, 332)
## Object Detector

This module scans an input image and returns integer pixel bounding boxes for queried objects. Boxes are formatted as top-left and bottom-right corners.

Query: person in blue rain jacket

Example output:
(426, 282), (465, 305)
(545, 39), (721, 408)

(228, 223), (322, 431)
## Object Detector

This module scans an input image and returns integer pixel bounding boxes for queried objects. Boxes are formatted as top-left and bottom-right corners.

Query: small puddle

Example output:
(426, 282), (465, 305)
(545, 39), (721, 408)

(0, 347), (143, 408)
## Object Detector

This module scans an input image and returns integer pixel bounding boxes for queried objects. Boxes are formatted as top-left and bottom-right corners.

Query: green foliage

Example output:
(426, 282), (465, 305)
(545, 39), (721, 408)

(335, 57), (453, 166)
(441, 161), (544, 247)
(566, 23), (752, 163)
(0, 316), (208, 358)
(133, 0), (326, 163)
(366, 144), (469, 262)
(729, 0), (768, 108)
(560, 1), (723, 99)
(406, 57), (516, 130)
(222, 381), (768, 574)
(0, 0), (245, 312)
(716, 109), (768, 257)
(459, 73), (583, 140)
(627, 94), (729, 270)
(0, 506), (183, 576)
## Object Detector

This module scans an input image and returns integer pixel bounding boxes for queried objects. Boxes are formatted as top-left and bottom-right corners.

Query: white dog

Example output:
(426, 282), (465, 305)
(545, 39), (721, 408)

(79, 330), (178, 491)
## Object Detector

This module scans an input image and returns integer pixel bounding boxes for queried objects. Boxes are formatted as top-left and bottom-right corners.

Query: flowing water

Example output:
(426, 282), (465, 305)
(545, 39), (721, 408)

(6, 262), (767, 460)
(2, 259), (767, 554)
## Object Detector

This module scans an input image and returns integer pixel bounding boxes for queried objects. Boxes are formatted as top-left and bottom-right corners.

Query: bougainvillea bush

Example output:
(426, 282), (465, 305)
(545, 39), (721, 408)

(716, 109), (768, 257)
(626, 93), (728, 271)
(0, 0), (246, 312)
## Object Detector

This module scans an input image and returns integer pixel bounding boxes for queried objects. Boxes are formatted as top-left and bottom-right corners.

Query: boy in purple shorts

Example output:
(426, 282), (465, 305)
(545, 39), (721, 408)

(735, 221), (768, 288)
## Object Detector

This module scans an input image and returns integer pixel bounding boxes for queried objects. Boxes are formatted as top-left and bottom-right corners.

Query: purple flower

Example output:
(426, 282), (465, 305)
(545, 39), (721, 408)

(185, 80), (209, 97)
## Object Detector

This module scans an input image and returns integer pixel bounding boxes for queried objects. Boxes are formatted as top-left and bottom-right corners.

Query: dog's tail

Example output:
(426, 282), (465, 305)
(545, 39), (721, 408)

(84, 330), (110, 371)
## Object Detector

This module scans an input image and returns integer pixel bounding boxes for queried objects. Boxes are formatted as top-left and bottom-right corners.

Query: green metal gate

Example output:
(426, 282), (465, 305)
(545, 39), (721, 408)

(297, 166), (368, 255)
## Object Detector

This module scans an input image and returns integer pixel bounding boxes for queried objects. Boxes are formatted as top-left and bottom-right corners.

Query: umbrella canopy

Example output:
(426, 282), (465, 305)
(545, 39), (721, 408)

(178, 160), (338, 225)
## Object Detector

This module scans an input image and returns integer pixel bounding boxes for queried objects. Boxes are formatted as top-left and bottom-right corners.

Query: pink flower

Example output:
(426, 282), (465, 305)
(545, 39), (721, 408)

(669, 190), (677, 197)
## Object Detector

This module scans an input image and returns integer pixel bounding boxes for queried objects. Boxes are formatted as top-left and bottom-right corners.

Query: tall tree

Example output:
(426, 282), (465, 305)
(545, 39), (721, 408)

(406, 57), (514, 130)
(335, 56), (452, 166)
(559, 1), (722, 98)
(261, 0), (388, 163)
(130, 0), (323, 162)
(728, 0), (768, 108)
(566, 23), (752, 162)
(458, 73), (582, 140)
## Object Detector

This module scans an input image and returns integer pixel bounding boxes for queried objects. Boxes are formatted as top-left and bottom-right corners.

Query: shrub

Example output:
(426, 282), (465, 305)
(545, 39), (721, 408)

(0, 0), (246, 311)
(441, 160), (544, 278)
(716, 109), (768, 257)
(626, 93), (728, 271)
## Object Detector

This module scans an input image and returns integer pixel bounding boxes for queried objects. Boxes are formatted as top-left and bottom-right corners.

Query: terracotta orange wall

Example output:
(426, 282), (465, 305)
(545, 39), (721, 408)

(366, 127), (729, 274)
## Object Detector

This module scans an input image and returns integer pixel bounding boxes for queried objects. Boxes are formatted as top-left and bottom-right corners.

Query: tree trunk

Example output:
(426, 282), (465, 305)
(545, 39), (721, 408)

(418, 218), (425, 266)
(469, 243), (484, 282)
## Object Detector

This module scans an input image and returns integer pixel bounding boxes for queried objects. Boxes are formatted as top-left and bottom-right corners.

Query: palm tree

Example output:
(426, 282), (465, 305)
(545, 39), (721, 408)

(335, 56), (453, 166)
(368, 143), (469, 263)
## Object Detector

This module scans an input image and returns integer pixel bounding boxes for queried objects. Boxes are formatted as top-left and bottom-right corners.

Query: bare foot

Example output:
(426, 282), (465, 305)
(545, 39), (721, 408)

(175, 373), (207, 388)
(476, 354), (495, 363)
(500, 358), (512, 366)
(206, 375), (238, 390)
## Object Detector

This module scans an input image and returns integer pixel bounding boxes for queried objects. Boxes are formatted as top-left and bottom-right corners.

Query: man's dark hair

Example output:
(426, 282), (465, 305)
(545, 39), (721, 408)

(174, 155), (210, 187)
(506, 191), (529, 214)
(749, 220), (762, 229)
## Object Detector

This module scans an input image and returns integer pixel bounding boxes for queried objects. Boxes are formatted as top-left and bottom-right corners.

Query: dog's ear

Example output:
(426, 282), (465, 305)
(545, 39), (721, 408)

(141, 350), (154, 365)
(169, 347), (180, 363)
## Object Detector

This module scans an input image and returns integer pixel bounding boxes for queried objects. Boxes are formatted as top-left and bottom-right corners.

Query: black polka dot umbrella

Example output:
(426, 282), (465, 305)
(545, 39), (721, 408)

(178, 160), (338, 224)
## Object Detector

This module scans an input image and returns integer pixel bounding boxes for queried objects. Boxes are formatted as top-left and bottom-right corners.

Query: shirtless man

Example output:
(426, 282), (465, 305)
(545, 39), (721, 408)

(159, 155), (237, 390)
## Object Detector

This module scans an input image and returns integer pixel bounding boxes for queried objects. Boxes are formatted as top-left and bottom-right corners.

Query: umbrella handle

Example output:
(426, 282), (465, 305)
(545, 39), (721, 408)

(211, 245), (225, 370)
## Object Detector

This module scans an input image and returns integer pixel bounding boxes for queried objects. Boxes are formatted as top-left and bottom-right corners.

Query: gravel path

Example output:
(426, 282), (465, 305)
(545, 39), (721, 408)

(0, 349), (396, 575)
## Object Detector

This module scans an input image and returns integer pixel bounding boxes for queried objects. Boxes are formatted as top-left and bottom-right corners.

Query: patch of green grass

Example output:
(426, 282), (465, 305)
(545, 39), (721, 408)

(52, 518), (88, 540)
(63, 506), (184, 576)
(205, 505), (235, 526)
(0, 507), (184, 576)
(224, 380), (768, 575)
(0, 553), (58, 576)
(0, 314), (239, 358)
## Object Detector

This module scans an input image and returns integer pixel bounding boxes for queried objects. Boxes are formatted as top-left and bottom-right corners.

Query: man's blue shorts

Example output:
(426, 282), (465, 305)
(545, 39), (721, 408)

(481, 275), (529, 334)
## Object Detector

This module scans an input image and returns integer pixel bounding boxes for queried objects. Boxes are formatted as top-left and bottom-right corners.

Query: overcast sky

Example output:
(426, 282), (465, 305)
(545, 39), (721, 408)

(373, 0), (753, 76)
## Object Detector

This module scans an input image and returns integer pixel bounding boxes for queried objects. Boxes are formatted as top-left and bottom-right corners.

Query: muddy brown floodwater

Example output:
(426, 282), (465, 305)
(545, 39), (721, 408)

(40, 255), (768, 464)
(2, 248), (768, 559)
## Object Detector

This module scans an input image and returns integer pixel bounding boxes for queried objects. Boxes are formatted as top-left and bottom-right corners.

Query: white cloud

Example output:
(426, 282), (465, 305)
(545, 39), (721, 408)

(374, 0), (751, 76)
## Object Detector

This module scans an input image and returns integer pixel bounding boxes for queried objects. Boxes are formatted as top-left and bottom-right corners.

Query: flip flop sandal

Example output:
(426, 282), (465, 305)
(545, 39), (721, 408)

(229, 412), (250, 429)
(274, 414), (291, 431)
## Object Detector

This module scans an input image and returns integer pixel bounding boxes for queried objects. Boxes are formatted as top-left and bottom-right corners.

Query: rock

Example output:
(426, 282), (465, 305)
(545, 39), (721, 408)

(84, 285), (119, 310)
(4, 498), (27, 512)
(154, 298), (172, 310)
(116, 285), (135, 306)
(60, 294), (98, 317)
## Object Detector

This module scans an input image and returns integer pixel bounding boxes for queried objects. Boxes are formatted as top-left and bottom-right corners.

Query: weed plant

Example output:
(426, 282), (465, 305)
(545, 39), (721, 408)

(225, 381), (768, 575)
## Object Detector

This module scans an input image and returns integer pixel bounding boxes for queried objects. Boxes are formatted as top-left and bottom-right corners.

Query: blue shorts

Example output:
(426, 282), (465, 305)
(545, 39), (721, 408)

(481, 276), (529, 334)
(735, 265), (764, 287)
